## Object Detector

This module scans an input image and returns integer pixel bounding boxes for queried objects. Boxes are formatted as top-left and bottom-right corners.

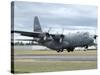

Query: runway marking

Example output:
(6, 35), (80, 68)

(15, 55), (97, 61)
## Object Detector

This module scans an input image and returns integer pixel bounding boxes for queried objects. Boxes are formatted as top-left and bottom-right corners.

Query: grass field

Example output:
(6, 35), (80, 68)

(13, 49), (97, 73)
(14, 49), (97, 56)
(14, 60), (97, 73)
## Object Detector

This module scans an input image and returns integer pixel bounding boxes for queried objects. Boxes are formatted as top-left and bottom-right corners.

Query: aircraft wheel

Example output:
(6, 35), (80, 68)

(67, 48), (74, 52)
(57, 50), (60, 53)
(70, 49), (74, 52)
(67, 50), (70, 52)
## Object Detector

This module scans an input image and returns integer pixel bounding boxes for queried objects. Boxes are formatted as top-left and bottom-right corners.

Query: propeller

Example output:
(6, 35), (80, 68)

(43, 32), (50, 40)
(42, 27), (52, 40)
(41, 27), (65, 43)
(59, 34), (64, 43)
(59, 28), (64, 43)
(52, 28), (64, 43)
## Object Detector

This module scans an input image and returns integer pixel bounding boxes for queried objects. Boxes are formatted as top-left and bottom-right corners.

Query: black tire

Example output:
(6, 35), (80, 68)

(70, 49), (74, 52)
(67, 50), (70, 52)
(57, 50), (60, 53)
(67, 48), (74, 52)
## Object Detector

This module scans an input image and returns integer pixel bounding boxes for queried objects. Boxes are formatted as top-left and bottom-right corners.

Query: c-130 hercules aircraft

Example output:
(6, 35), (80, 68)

(12, 16), (97, 52)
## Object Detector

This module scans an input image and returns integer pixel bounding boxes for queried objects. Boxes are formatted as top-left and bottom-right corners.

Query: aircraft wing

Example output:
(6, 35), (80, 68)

(11, 30), (41, 38)
(11, 30), (63, 41)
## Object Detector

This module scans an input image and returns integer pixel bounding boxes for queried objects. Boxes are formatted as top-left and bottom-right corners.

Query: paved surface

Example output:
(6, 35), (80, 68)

(15, 55), (97, 61)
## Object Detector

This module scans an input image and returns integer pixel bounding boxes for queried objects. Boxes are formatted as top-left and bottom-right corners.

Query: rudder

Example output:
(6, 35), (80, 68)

(34, 16), (42, 32)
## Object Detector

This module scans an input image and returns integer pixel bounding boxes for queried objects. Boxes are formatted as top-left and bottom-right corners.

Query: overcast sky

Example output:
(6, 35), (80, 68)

(12, 1), (97, 39)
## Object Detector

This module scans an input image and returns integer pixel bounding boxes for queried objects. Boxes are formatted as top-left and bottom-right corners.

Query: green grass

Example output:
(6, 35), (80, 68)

(14, 60), (97, 73)
(13, 49), (97, 73)
(14, 49), (97, 56)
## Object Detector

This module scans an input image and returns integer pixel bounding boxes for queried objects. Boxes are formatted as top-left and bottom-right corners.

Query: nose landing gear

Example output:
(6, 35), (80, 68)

(56, 49), (64, 53)
(84, 46), (88, 51)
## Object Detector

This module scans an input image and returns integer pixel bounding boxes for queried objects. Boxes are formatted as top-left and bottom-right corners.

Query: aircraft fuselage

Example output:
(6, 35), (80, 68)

(39, 32), (94, 51)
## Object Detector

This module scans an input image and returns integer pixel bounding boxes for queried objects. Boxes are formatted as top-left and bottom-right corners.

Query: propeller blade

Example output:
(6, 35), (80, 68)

(52, 34), (64, 43)
(43, 32), (50, 40)
(47, 27), (52, 33)
(59, 35), (64, 43)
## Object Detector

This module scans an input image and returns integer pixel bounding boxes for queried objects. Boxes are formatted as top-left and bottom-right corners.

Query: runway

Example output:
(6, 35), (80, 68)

(15, 55), (97, 61)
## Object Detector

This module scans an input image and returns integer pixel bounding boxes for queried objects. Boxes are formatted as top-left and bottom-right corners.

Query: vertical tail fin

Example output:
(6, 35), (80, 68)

(34, 16), (42, 32)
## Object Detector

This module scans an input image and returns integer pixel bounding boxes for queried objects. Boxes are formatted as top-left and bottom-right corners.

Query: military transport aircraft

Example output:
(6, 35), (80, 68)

(11, 16), (97, 52)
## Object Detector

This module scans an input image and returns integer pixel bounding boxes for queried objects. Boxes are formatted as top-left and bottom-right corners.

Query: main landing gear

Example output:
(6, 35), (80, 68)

(67, 48), (74, 52)
(56, 48), (75, 53)
(56, 49), (64, 53)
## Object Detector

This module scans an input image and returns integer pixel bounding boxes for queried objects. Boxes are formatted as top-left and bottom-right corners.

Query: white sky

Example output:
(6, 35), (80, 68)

(12, 1), (97, 39)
